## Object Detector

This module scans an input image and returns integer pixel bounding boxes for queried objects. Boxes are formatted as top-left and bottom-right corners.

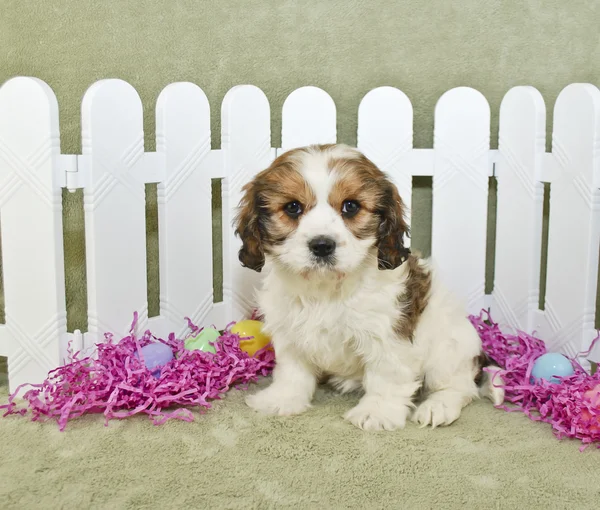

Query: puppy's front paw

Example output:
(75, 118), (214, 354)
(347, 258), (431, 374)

(344, 398), (410, 431)
(245, 388), (311, 417)
(412, 395), (462, 428)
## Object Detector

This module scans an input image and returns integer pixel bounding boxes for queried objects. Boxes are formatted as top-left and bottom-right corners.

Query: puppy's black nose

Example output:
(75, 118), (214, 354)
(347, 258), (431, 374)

(308, 236), (336, 258)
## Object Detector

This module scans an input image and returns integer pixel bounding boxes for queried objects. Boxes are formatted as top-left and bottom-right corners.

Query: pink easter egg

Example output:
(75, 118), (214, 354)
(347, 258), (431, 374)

(582, 384), (600, 433)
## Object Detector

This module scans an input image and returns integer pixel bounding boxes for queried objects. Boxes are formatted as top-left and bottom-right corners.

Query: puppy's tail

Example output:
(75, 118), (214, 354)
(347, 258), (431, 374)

(474, 353), (505, 406)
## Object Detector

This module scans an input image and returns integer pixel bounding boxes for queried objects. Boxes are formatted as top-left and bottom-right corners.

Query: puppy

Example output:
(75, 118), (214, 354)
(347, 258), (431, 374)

(234, 143), (503, 431)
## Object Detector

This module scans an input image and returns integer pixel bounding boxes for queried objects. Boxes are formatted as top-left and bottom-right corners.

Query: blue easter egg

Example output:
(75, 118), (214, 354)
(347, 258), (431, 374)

(135, 342), (174, 377)
(531, 352), (574, 384)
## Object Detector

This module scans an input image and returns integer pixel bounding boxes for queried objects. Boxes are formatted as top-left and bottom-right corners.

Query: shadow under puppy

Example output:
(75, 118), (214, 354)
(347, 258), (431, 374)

(234, 143), (503, 431)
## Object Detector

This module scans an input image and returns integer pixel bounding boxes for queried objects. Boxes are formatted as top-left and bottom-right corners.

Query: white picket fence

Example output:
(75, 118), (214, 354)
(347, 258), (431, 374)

(0, 77), (599, 394)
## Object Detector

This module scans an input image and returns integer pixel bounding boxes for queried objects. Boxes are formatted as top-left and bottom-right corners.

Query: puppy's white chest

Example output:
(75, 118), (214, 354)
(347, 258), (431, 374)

(259, 266), (403, 376)
(266, 292), (393, 375)
(291, 300), (361, 374)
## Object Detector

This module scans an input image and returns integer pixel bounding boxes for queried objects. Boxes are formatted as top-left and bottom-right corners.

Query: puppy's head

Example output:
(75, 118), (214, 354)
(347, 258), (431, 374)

(234, 144), (410, 275)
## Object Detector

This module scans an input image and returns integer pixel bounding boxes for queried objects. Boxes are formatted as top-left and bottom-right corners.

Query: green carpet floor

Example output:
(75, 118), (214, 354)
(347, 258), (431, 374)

(1, 373), (598, 509)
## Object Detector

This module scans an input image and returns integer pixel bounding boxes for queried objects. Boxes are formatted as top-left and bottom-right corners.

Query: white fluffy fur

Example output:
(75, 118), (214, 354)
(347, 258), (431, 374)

(244, 145), (504, 430)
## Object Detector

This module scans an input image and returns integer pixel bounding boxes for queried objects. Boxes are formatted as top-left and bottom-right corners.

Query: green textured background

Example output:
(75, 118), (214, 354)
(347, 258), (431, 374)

(1, 0), (600, 332)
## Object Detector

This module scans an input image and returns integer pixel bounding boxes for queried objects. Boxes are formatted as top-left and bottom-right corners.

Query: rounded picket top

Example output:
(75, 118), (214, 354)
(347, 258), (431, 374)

(81, 79), (144, 139)
(500, 85), (545, 121)
(498, 85), (546, 178)
(156, 81), (210, 140)
(553, 83), (600, 188)
(0, 76), (59, 127)
(282, 86), (336, 151)
(357, 85), (413, 165)
(221, 84), (271, 146)
(222, 83), (270, 113)
(0, 77), (61, 188)
(156, 81), (211, 188)
(81, 79), (145, 191)
(434, 86), (490, 146)
(358, 86), (413, 144)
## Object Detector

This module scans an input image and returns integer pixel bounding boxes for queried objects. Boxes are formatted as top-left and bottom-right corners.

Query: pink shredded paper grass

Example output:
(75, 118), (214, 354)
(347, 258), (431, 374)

(0, 312), (274, 430)
(470, 310), (600, 451)
(2, 308), (600, 450)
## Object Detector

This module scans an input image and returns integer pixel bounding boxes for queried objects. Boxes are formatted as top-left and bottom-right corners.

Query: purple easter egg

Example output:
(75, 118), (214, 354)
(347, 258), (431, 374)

(135, 342), (174, 377)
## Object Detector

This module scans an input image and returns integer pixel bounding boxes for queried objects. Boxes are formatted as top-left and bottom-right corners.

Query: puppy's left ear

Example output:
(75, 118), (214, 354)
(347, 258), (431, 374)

(376, 180), (411, 270)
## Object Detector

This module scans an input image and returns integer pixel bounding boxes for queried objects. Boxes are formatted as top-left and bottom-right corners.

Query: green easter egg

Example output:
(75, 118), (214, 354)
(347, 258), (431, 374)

(184, 327), (220, 353)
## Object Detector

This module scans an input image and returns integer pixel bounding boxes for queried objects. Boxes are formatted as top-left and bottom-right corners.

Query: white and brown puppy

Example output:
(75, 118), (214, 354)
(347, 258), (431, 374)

(234, 143), (503, 431)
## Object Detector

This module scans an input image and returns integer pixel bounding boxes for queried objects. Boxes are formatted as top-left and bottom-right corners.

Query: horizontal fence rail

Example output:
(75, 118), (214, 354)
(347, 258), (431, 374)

(0, 77), (599, 392)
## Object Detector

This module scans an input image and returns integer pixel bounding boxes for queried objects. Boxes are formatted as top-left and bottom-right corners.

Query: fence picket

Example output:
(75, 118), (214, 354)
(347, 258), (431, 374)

(221, 85), (273, 324)
(0, 77), (66, 392)
(492, 86), (546, 332)
(155, 82), (213, 337)
(81, 79), (148, 345)
(431, 87), (490, 314)
(537, 84), (600, 363)
(358, 87), (413, 247)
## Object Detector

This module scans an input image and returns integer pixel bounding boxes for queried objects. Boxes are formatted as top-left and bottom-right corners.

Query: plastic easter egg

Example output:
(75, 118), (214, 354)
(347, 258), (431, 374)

(136, 342), (174, 377)
(581, 409), (600, 433)
(184, 327), (220, 354)
(581, 384), (600, 433)
(230, 320), (272, 357)
(584, 384), (600, 407)
(531, 352), (574, 384)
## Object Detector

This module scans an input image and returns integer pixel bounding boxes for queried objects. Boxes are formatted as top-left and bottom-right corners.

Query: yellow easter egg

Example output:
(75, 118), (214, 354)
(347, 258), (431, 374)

(231, 320), (272, 356)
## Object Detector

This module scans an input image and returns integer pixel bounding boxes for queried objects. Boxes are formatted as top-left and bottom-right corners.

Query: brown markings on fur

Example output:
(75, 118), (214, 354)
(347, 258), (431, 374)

(327, 150), (411, 268)
(394, 255), (432, 341)
(234, 148), (317, 271)
(263, 167), (316, 242)
(328, 157), (381, 240)
(376, 181), (411, 270)
(473, 352), (496, 386)
(235, 179), (265, 271)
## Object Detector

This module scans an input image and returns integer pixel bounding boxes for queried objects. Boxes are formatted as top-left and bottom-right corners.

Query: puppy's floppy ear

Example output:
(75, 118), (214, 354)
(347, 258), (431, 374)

(234, 179), (265, 272)
(376, 180), (411, 270)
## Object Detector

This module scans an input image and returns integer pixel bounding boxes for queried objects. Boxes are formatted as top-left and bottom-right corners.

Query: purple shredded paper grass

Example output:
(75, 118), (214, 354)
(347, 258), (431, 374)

(470, 310), (600, 451)
(0, 312), (274, 430)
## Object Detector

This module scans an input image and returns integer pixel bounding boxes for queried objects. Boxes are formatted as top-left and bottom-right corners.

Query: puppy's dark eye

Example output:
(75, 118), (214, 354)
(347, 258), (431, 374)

(284, 201), (303, 218)
(341, 200), (360, 218)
